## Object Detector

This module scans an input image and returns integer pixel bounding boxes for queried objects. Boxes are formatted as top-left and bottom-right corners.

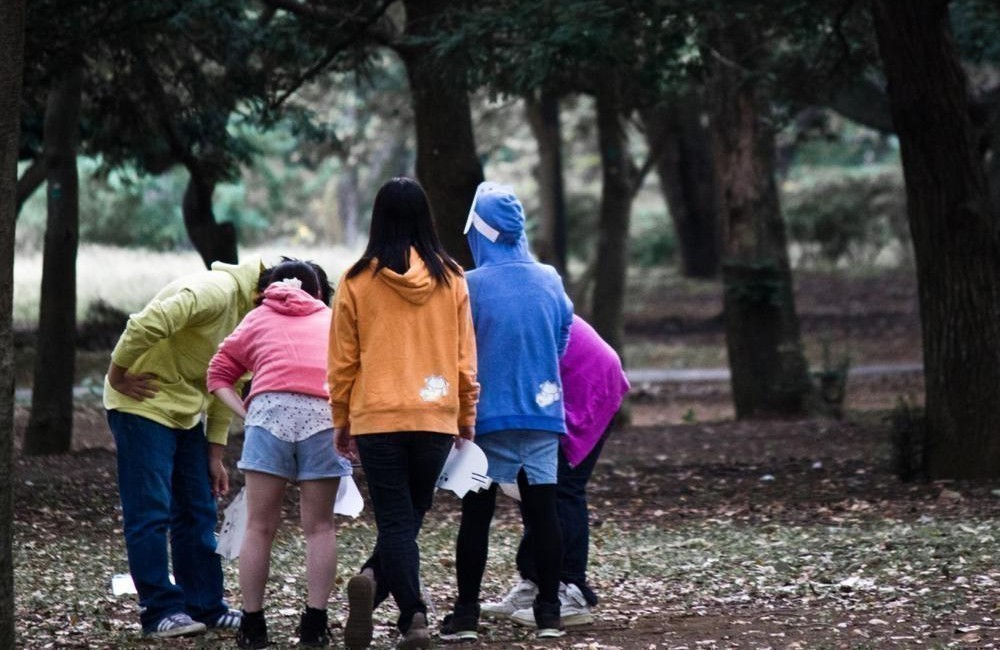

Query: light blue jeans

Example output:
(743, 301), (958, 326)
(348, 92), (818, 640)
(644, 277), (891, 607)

(108, 410), (229, 632)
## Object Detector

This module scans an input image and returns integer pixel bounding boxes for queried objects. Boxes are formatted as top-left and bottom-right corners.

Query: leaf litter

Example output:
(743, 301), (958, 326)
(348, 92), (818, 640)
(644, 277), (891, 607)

(12, 384), (1000, 649)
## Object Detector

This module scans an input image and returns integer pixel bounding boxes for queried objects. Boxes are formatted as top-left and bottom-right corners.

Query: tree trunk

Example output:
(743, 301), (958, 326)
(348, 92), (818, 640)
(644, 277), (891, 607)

(589, 74), (634, 357)
(24, 60), (82, 455)
(336, 161), (361, 246)
(708, 26), (813, 418)
(182, 165), (238, 268)
(525, 89), (568, 276)
(640, 96), (721, 279)
(400, 0), (483, 269)
(873, 0), (1000, 478)
(0, 1), (26, 642)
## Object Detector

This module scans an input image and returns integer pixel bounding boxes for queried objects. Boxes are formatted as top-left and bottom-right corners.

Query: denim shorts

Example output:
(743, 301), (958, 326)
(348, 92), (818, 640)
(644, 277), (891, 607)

(238, 425), (353, 482)
(475, 429), (560, 485)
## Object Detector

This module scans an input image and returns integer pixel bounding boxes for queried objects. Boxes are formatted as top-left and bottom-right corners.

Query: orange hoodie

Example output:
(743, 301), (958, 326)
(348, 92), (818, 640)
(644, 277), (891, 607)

(328, 249), (479, 435)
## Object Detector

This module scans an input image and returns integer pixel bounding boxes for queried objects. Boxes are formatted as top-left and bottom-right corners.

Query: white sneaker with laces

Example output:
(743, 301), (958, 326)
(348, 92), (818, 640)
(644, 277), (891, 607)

(509, 583), (593, 627)
(480, 578), (538, 618)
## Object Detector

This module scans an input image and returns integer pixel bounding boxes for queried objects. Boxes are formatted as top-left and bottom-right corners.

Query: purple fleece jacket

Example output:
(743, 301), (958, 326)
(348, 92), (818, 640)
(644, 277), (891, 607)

(560, 315), (630, 466)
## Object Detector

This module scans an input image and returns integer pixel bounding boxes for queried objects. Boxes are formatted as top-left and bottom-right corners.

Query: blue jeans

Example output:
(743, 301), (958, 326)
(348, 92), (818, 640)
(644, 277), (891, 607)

(108, 410), (229, 631)
(356, 432), (453, 632)
(517, 430), (609, 606)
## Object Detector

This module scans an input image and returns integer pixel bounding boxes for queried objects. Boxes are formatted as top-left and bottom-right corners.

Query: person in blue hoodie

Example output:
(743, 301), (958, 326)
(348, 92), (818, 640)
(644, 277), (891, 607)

(440, 182), (573, 642)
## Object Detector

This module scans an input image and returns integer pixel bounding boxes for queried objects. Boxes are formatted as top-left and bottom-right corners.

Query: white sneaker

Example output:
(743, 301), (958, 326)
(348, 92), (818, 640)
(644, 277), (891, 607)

(480, 578), (538, 618)
(509, 583), (593, 627)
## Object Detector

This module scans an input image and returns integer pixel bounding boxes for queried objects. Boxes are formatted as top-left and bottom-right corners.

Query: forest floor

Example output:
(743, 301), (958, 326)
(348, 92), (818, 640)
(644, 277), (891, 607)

(12, 268), (1000, 649)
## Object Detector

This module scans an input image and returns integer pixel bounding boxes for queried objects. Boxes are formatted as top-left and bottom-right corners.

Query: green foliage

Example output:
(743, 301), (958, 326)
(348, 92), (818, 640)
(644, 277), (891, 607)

(782, 167), (908, 268)
(630, 208), (677, 268)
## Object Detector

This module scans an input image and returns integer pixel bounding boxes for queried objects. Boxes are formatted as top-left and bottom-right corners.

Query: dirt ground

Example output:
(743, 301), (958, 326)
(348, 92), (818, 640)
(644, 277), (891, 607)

(13, 269), (1000, 648)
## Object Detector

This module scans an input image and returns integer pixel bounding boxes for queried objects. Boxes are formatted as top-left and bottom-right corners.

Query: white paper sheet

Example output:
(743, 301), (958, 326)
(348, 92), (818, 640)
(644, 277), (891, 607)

(216, 475), (365, 561)
(436, 441), (490, 498)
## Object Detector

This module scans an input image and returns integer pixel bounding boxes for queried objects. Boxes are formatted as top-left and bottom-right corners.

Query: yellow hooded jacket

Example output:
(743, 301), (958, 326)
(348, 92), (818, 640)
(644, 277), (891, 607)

(102, 258), (262, 444)
(328, 249), (479, 435)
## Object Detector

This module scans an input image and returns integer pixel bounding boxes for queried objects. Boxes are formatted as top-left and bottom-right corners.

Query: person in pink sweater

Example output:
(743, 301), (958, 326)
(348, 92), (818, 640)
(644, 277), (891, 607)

(482, 315), (630, 627)
(207, 258), (351, 649)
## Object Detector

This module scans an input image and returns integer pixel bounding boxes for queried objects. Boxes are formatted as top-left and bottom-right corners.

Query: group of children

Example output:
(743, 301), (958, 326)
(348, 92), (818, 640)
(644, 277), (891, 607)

(103, 178), (629, 649)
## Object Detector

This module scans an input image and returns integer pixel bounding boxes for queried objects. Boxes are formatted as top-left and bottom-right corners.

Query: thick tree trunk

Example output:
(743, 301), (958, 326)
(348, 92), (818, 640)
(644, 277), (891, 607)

(400, 0), (483, 270)
(641, 96), (721, 279)
(24, 61), (82, 455)
(0, 1), (26, 642)
(182, 166), (238, 268)
(708, 27), (813, 418)
(525, 89), (568, 276)
(589, 75), (634, 357)
(873, 0), (1000, 478)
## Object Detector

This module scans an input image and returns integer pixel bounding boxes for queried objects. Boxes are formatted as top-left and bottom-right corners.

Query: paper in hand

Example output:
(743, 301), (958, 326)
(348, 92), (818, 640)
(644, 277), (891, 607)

(436, 442), (490, 498)
(216, 475), (365, 561)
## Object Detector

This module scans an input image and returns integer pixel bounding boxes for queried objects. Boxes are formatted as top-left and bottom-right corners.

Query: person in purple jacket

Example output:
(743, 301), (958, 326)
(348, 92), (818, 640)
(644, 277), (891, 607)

(481, 315), (629, 627)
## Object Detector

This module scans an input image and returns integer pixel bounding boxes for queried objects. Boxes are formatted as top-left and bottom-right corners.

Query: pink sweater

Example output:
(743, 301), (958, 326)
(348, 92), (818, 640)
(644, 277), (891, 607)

(207, 283), (331, 404)
(560, 316), (630, 466)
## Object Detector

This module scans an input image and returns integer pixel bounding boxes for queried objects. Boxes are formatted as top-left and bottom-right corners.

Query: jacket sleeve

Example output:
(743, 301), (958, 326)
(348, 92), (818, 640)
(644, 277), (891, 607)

(207, 317), (252, 394)
(327, 277), (359, 428)
(110, 289), (200, 369)
(456, 280), (480, 427)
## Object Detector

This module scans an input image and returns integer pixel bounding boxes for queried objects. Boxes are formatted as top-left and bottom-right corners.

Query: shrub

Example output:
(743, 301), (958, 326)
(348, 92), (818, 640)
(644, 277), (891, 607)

(781, 168), (910, 268)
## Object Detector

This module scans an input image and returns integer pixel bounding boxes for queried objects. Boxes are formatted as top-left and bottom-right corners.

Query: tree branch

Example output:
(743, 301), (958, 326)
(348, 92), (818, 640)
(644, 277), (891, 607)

(266, 0), (396, 111)
(16, 157), (47, 215)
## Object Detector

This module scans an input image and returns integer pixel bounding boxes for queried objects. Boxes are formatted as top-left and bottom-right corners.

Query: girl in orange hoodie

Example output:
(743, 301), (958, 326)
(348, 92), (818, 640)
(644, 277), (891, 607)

(328, 177), (479, 650)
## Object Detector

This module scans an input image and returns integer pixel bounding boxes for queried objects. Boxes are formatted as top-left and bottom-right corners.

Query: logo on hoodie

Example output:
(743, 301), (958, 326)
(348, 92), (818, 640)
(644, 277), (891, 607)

(535, 381), (562, 408)
(420, 375), (450, 402)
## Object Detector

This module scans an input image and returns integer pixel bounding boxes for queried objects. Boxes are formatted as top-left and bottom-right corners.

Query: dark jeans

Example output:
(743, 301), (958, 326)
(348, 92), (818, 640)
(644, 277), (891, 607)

(517, 430), (608, 606)
(456, 470), (562, 606)
(108, 410), (229, 632)
(356, 431), (453, 632)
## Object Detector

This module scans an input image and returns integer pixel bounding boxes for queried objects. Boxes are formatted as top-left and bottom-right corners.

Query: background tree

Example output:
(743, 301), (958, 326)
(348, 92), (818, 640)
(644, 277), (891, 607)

(1, 0), (27, 642)
(872, 0), (1000, 478)
(23, 60), (83, 455)
(704, 12), (814, 417)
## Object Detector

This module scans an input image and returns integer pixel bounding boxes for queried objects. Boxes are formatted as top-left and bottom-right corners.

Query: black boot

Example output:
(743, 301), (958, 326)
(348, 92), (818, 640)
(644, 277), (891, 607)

(236, 610), (270, 649)
(298, 607), (330, 648)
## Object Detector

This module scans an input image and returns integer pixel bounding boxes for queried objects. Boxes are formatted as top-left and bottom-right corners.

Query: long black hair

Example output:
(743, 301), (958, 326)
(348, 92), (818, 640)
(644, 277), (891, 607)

(346, 177), (462, 285)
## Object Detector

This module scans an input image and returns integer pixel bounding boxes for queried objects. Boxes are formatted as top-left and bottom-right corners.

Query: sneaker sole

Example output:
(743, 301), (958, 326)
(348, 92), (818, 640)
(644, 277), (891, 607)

(438, 630), (479, 643)
(344, 575), (375, 649)
(510, 611), (592, 627)
(480, 605), (517, 619)
(536, 628), (566, 639)
(147, 622), (207, 638)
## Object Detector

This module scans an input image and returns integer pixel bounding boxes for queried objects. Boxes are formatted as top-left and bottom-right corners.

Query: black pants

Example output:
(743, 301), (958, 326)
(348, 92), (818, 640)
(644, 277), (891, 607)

(454, 469), (562, 606)
(517, 431), (608, 606)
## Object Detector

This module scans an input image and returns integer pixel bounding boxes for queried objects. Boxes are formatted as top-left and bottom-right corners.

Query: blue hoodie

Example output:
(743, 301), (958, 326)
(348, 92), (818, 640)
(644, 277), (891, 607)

(464, 184), (574, 435)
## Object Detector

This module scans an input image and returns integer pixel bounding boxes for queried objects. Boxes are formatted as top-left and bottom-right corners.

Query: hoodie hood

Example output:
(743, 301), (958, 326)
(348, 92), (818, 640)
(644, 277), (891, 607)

(211, 257), (264, 315)
(261, 282), (327, 316)
(376, 248), (436, 305)
(464, 182), (533, 267)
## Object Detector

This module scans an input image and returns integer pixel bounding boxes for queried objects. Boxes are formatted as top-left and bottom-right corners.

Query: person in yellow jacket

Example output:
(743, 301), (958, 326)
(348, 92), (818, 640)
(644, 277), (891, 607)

(328, 177), (479, 650)
(103, 257), (262, 639)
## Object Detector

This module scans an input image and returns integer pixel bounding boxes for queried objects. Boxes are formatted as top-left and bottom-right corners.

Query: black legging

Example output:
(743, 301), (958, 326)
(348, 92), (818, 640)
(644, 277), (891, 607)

(455, 469), (563, 606)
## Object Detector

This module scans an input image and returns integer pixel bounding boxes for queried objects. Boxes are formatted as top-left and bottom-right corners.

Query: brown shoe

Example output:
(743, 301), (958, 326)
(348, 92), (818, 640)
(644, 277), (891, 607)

(396, 612), (430, 649)
(344, 570), (375, 649)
